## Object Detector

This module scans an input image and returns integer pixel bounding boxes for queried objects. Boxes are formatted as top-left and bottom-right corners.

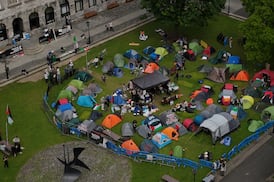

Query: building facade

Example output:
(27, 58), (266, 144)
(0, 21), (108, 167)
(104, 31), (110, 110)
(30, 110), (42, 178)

(0, 0), (128, 44)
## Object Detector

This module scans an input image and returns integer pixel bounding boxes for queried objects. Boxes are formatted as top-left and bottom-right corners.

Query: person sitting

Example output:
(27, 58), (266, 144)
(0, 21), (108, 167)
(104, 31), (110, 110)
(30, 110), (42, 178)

(139, 31), (148, 41)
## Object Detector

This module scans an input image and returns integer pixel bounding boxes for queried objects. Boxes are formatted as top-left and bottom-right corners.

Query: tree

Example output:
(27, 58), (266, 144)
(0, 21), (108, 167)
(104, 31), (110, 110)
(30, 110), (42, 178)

(241, 0), (261, 14)
(141, 0), (225, 27)
(240, 0), (274, 65)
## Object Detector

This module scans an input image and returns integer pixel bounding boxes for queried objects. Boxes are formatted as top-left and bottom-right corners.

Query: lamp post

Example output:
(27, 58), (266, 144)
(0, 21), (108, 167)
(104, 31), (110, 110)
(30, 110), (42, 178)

(86, 21), (91, 44)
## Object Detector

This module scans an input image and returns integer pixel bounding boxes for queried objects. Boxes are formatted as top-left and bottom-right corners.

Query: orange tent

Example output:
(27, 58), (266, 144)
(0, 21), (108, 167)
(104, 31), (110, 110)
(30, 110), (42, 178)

(162, 127), (179, 141)
(144, 62), (159, 73)
(230, 70), (249, 81)
(121, 139), (140, 152)
(101, 114), (122, 129)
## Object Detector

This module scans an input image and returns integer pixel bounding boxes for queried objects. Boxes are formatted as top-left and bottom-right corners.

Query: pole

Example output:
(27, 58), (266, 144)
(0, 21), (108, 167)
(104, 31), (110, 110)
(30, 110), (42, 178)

(86, 51), (88, 69)
(86, 21), (91, 44)
(6, 120), (9, 145)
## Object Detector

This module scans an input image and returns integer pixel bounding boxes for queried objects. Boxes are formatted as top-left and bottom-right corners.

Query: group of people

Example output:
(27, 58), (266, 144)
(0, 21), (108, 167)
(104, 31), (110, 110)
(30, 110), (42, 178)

(1, 135), (24, 168)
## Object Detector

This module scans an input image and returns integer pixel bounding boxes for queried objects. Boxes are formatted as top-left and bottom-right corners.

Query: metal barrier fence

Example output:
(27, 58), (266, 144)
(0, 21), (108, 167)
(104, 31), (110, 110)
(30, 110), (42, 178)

(42, 93), (274, 172)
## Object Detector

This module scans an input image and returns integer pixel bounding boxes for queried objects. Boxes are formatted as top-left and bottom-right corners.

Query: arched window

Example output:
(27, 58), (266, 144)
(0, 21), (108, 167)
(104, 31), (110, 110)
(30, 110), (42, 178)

(0, 24), (7, 41)
(29, 12), (40, 30)
(13, 18), (24, 37)
(59, 0), (70, 17)
(45, 7), (55, 24)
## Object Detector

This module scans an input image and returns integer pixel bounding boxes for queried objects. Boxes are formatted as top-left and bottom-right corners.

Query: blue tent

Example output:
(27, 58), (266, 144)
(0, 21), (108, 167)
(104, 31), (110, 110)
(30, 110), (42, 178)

(228, 56), (240, 64)
(143, 46), (155, 55)
(77, 95), (96, 108)
(112, 67), (123, 77)
(112, 93), (126, 106)
(152, 132), (172, 149)
(123, 49), (140, 60)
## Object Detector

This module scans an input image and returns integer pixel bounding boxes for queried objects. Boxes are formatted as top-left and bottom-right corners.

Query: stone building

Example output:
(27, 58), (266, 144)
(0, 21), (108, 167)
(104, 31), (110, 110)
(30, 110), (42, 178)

(0, 0), (129, 45)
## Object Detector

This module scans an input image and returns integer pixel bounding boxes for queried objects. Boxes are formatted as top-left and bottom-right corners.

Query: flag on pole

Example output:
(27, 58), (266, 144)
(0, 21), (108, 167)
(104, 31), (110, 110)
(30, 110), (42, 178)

(6, 105), (14, 125)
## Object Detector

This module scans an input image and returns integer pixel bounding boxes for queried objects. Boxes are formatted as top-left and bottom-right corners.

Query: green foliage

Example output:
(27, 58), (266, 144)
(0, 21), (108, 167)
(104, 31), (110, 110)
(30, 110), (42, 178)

(141, 0), (226, 27)
(240, 0), (274, 66)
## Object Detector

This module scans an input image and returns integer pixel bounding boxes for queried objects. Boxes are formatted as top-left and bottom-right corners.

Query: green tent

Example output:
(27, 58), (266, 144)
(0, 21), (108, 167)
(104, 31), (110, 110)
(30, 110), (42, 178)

(57, 89), (73, 100)
(68, 79), (84, 90)
(173, 145), (184, 158)
(248, 120), (264, 132)
(154, 47), (168, 59)
(226, 64), (243, 73)
(261, 106), (274, 122)
(188, 42), (203, 56)
(113, 53), (125, 67)
(74, 71), (92, 82)
(209, 49), (226, 64)
(242, 95), (254, 110)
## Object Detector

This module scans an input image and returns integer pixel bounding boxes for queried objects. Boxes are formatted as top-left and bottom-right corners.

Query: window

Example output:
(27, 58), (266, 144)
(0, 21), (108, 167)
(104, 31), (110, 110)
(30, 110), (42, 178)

(75, 0), (83, 12)
(8, 0), (20, 5)
(88, 0), (97, 7)
(60, 0), (70, 17)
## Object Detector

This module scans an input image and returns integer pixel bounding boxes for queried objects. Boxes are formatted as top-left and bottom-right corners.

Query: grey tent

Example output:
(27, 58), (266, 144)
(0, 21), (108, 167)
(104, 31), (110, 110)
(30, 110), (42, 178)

(113, 53), (125, 67)
(199, 112), (240, 144)
(89, 110), (103, 121)
(207, 67), (229, 83)
(102, 61), (114, 73)
(131, 71), (170, 90)
(140, 139), (158, 153)
(198, 64), (213, 73)
(121, 122), (134, 137)
(77, 120), (97, 134)
(170, 122), (188, 136)
(200, 104), (223, 119)
(158, 110), (179, 126)
(82, 83), (102, 97)
(218, 89), (237, 100)
(136, 125), (151, 138)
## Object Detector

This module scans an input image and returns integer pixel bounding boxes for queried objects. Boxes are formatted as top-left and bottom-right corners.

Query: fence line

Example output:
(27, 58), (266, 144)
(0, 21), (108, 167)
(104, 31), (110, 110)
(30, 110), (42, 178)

(42, 93), (274, 172)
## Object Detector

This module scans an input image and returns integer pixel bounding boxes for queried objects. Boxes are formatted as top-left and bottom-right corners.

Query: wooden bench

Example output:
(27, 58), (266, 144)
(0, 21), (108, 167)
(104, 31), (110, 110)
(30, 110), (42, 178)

(84, 11), (98, 19)
(161, 174), (179, 182)
(107, 2), (119, 9)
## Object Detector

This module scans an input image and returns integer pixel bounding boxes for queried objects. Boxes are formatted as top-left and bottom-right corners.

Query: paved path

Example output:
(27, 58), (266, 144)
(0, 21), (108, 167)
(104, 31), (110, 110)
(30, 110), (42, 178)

(0, 0), (154, 86)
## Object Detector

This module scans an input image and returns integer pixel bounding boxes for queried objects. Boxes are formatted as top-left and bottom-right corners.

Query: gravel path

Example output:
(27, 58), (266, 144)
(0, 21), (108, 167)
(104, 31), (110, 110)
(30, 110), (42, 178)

(17, 141), (132, 182)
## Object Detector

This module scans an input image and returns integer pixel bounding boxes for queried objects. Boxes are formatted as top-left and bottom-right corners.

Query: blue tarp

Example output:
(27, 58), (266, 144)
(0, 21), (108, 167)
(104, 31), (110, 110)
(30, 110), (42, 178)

(123, 49), (141, 60)
(143, 46), (155, 55)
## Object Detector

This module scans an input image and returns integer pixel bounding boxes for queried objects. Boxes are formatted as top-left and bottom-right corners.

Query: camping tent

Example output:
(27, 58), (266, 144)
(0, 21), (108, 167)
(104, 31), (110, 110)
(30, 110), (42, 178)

(143, 115), (163, 132)
(227, 56), (240, 64)
(140, 139), (158, 153)
(170, 122), (188, 136)
(101, 114), (122, 129)
(143, 46), (155, 55)
(113, 53), (125, 67)
(144, 62), (160, 73)
(112, 67), (123, 77)
(207, 67), (229, 83)
(77, 95), (96, 108)
(253, 69), (274, 86)
(261, 90), (274, 104)
(162, 127), (179, 141)
(154, 47), (168, 60)
(199, 112), (240, 144)
(158, 110), (179, 126)
(89, 110), (102, 121)
(123, 49), (141, 60)
(248, 120), (264, 132)
(121, 139), (140, 153)
(173, 145), (184, 158)
(131, 71), (170, 90)
(57, 89), (73, 100)
(261, 106), (274, 122)
(209, 49), (227, 64)
(136, 125), (151, 138)
(102, 61), (114, 74)
(226, 64), (243, 73)
(121, 122), (134, 137)
(242, 95), (254, 110)
(152, 132), (172, 149)
(230, 70), (249, 81)
(198, 64), (213, 73)
(68, 79), (84, 90)
(74, 71), (92, 82)
(188, 41), (203, 55)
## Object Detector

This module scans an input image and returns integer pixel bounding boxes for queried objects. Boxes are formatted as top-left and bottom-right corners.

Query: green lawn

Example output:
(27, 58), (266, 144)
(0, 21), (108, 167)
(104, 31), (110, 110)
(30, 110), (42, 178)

(0, 14), (262, 181)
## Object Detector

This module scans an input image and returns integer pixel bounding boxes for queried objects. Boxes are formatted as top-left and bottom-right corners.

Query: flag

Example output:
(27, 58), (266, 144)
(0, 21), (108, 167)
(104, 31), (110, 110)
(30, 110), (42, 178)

(6, 105), (14, 125)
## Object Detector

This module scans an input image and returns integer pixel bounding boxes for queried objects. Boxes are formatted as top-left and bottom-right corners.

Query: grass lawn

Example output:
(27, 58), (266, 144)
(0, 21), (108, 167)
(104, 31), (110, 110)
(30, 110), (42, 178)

(0, 14), (263, 181)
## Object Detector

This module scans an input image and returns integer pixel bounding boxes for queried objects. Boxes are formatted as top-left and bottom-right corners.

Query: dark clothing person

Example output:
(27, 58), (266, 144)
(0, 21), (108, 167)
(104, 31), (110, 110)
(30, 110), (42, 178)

(3, 155), (8, 168)
(5, 66), (9, 79)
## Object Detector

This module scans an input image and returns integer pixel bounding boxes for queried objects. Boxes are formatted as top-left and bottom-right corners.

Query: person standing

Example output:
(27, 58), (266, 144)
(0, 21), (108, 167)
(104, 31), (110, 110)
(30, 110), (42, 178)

(101, 74), (106, 83)
(3, 155), (8, 168)
(229, 37), (233, 48)
(56, 67), (61, 84)
(5, 65), (9, 79)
